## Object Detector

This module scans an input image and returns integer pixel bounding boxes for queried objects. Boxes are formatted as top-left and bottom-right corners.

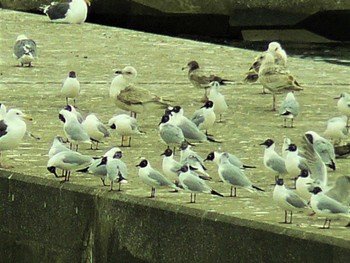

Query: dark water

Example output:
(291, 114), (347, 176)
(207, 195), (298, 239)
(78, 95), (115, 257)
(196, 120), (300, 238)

(224, 41), (350, 65)
(173, 36), (350, 66)
(84, 8), (350, 65)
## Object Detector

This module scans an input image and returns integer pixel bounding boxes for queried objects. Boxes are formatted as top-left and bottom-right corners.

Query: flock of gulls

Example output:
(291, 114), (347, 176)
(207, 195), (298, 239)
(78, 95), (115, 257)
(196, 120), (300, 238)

(3, 0), (350, 230)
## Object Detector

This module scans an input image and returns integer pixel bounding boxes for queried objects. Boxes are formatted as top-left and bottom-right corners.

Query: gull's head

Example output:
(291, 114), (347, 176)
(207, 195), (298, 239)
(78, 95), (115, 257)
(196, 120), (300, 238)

(59, 109), (75, 122)
(298, 169), (309, 178)
(113, 150), (123, 159)
(136, 159), (149, 168)
(310, 186), (323, 195)
(304, 131), (320, 144)
(85, 113), (98, 122)
(16, 34), (28, 42)
(54, 135), (66, 144)
(172, 106), (183, 116)
(268, 42), (282, 53)
(159, 114), (170, 126)
(259, 138), (275, 148)
(180, 141), (189, 151)
(97, 156), (108, 167)
(64, 104), (79, 114)
(204, 151), (216, 162)
(183, 60), (199, 71)
(160, 148), (173, 157)
(115, 66), (137, 80)
(47, 166), (58, 177)
(6, 109), (32, 121)
(287, 144), (298, 152)
(201, 100), (214, 109)
(68, 71), (77, 78)
(209, 81), (220, 89)
(276, 178), (284, 186)
(178, 164), (190, 173)
(104, 147), (122, 158)
(339, 92), (350, 100)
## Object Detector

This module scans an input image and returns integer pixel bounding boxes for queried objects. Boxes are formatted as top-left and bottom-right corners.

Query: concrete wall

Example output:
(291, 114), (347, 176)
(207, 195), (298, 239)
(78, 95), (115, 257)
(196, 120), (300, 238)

(1, 170), (349, 263)
(2, 0), (350, 40)
(2, 0), (350, 14)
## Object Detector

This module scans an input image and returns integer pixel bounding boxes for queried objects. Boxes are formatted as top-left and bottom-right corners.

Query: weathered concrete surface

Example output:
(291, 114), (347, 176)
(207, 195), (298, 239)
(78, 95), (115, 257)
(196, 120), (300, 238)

(1, 9), (350, 262)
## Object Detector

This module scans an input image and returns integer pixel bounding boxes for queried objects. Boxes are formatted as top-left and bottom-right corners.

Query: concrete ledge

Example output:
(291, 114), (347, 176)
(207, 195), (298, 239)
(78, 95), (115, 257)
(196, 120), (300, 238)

(1, 171), (349, 262)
